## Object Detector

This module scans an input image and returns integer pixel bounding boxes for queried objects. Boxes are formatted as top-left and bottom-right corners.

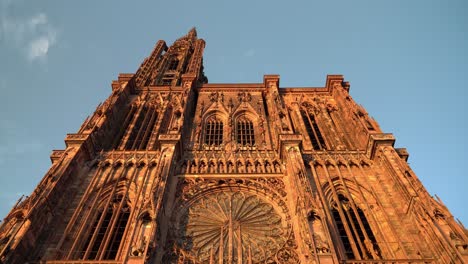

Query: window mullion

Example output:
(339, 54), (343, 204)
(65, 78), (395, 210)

(83, 198), (112, 260)
(215, 121), (218, 145)
(97, 205), (120, 260)
(334, 202), (361, 260)
(131, 107), (151, 150)
(308, 113), (320, 149)
(243, 121), (246, 145)
(220, 122), (223, 145)
(240, 121), (243, 145)
(210, 121), (214, 145)
(215, 121), (219, 145)
(343, 207), (367, 259)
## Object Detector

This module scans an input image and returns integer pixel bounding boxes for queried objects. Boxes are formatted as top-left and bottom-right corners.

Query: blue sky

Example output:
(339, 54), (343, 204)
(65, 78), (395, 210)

(1, 0), (467, 225)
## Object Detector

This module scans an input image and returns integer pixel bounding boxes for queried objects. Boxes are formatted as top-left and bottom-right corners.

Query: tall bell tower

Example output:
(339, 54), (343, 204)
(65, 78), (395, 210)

(0, 28), (207, 264)
(0, 29), (467, 264)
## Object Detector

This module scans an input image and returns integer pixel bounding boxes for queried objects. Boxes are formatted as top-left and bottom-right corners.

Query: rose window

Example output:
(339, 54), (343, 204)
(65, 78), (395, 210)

(178, 191), (289, 263)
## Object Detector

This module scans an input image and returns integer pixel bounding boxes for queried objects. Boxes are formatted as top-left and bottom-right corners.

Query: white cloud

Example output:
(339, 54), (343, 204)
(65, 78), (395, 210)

(28, 31), (56, 61)
(29, 13), (47, 29)
(0, 8), (57, 62)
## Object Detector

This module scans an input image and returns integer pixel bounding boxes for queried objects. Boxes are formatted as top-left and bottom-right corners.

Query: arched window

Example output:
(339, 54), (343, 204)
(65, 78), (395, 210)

(236, 116), (255, 146)
(81, 195), (130, 260)
(204, 117), (223, 146)
(331, 194), (380, 260)
(300, 109), (326, 150)
(116, 104), (158, 150)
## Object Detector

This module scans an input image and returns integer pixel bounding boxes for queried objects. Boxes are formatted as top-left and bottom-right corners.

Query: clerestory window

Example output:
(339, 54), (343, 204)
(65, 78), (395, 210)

(331, 194), (380, 260)
(301, 110), (326, 150)
(204, 117), (223, 146)
(236, 116), (255, 146)
(119, 105), (158, 150)
(81, 195), (130, 260)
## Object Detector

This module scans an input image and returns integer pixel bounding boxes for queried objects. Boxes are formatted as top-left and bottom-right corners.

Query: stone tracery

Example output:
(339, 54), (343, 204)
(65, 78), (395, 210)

(179, 191), (287, 263)
(165, 177), (299, 264)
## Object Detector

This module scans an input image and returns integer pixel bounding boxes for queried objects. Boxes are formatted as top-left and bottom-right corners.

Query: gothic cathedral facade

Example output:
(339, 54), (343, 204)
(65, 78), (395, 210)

(1, 29), (467, 264)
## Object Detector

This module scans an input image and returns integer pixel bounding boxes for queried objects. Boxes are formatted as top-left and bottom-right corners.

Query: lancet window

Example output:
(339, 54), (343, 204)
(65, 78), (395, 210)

(204, 117), (223, 146)
(80, 195), (130, 260)
(301, 109), (326, 150)
(117, 104), (158, 150)
(331, 194), (380, 260)
(236, 116), (255, 146)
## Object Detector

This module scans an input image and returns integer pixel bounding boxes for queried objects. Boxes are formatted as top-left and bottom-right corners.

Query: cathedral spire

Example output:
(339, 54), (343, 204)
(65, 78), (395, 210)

(133, 28), (206, 87)
(174, 27), (198, 45)
(187, 27), (197, 40)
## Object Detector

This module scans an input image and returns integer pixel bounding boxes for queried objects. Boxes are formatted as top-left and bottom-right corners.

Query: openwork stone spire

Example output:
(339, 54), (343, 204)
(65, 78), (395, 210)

(133, 28), (207, 88)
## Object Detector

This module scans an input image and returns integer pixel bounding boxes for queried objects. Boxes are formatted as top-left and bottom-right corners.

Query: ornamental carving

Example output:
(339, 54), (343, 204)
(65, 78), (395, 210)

(237, 92), (252, 103)
(175, 177), (288, 202)
(167, 184), (299, 264)
(209, 91), (224, 103)
(180, 192), (288, 263)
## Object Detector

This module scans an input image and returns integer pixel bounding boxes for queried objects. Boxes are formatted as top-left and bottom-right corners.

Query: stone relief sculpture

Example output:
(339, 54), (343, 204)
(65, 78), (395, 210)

(308, 212), (330, 254)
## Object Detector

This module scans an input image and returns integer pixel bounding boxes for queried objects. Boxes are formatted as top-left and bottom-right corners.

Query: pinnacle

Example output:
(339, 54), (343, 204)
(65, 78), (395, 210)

(174, 27), (198, 43)
(188, 27), (197, 38)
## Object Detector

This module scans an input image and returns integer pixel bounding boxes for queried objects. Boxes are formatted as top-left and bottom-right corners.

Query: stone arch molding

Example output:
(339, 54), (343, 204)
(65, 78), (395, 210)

(199, 110), (228, 147)
(164, 178), (300, 263)
(202, 104), (230, 123)
(321, 177), (377, 207)
(232, 106), (260, 123)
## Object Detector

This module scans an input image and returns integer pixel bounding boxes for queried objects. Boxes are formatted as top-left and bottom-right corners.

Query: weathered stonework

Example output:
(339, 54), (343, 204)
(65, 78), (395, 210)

(1, 29), (467, 264)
